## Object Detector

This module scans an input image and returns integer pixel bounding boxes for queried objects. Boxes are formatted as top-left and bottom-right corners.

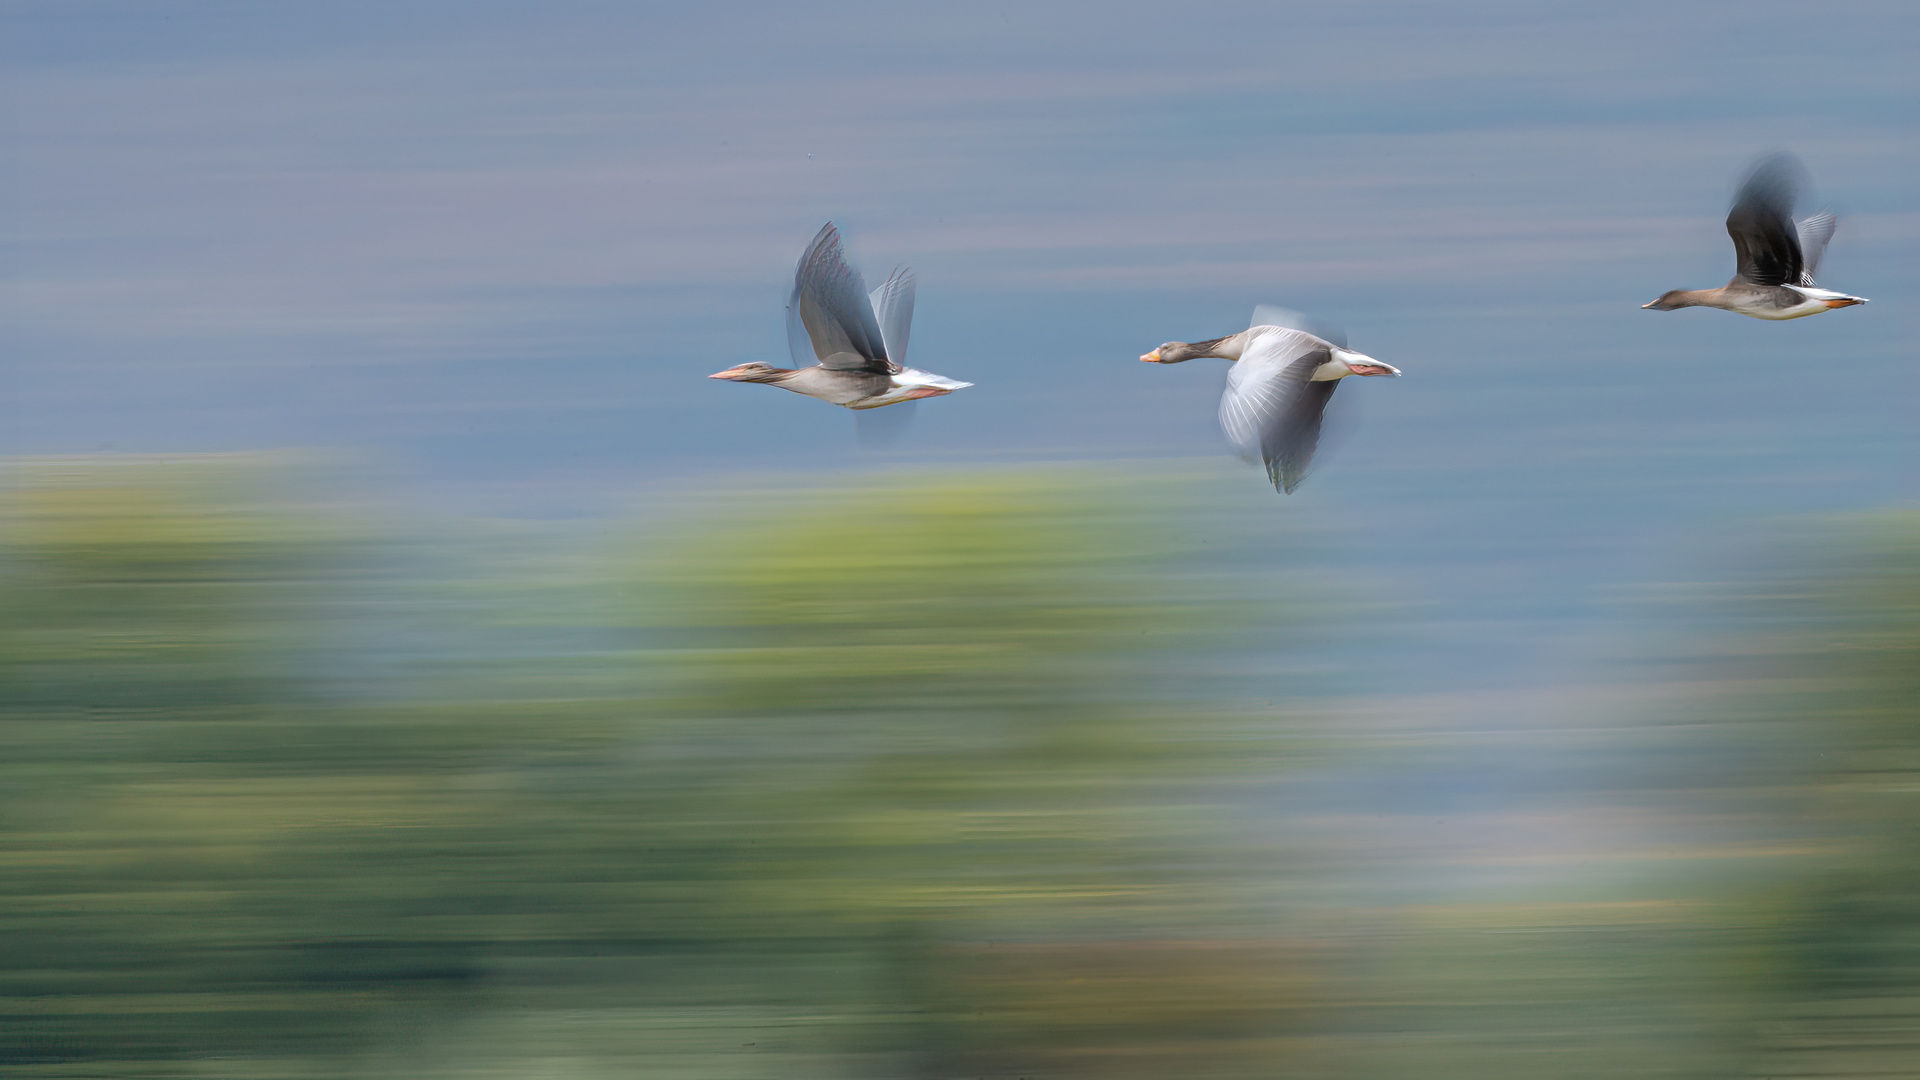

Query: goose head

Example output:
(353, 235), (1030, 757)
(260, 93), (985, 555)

(1140, 335), (1239, 363)
(1642, 290), (1703, 311)
(708, 362), (789, 382)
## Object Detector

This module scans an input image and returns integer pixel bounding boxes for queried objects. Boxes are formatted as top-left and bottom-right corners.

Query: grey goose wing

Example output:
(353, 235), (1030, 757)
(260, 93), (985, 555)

(855, 268), (920, 443)
(1218, 327), (1337, 495)
(1726, 153), (1807, 287)
(786, 223), (895, 374)
(1794, 212), (1837, 285)
(868, 268), (916, 366)
(1249, 304), (1347, 349)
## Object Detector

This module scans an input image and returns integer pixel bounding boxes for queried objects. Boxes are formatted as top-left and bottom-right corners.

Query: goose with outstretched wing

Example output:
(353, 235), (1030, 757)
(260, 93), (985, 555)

(1644, 153), (1866, 319)
(1142, 309), (1399, 494)
(710, 222), (971, 408)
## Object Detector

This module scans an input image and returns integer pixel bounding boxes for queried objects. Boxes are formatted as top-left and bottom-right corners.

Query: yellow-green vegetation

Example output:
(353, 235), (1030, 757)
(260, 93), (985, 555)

(1720, 511), (1920, 1078)
(0, 458), (1314, 1078)
(3, 456), (1916, 1079)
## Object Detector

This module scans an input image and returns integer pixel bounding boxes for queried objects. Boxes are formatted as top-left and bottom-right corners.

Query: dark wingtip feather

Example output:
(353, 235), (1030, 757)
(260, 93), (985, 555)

(1727, 153), (1810, 287)
(1735, 152), (1806, 213)
(1266, 460), (1305, 495)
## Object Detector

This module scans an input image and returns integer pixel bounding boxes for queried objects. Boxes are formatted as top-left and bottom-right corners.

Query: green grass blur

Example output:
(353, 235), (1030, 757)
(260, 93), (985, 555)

(0, 456), (1915, 1077)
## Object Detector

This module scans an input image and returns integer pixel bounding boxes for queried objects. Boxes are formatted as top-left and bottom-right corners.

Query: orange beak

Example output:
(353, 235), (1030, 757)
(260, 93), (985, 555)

(1823, 298), (1866, 309)
(1140, 349), (1163, 363)
(708, 368), (742, 379)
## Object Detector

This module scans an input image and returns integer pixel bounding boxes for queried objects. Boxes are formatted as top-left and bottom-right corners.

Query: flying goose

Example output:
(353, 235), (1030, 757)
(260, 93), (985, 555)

(1142, 307), (1400, 494)
(710, 222), (971, 409)
(1644, 153), (1866, 319)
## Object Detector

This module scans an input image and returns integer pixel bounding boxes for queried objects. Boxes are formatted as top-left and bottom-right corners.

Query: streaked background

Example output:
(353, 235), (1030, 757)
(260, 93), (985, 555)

(2, 1), (1915, 1076)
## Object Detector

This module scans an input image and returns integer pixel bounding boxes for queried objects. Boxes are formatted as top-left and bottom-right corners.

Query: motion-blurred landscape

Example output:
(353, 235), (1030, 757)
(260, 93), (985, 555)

(2, 458), (1916, 1077)
(4, 1), (1915, 1077)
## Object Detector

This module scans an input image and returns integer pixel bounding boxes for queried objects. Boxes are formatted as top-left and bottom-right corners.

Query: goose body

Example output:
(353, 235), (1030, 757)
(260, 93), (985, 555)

(710, 223), (972, 408)
(1645, 154), (1866, 319)
(1142, 314), (1400, 494)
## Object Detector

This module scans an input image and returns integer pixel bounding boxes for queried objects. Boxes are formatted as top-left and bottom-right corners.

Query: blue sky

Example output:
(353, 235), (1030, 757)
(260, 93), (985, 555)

(6, 0), (1915, 685)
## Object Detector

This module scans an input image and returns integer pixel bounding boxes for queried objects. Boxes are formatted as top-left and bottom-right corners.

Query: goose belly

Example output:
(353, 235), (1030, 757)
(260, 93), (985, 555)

(777, 368), (890, 405)
(1735, 297), (1830, 320)
(846, 369), (974, 410)
(1732, 286), (1857, 321)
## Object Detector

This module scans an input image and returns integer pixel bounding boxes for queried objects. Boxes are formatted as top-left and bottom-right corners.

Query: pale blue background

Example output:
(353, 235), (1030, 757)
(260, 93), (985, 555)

(6, 0), (1915, 688)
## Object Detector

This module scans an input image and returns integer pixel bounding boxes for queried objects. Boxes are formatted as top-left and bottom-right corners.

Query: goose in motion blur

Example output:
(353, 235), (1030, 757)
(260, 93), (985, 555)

(1644, 153), (1866, 319)
(1142, 307), (1400, 494)
(709, 222), (971, 409)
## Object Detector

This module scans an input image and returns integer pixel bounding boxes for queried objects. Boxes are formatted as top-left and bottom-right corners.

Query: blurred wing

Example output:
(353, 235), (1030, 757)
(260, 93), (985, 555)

(1794, 213), (1836, 285)
(1726, 153), (1806, 287)
(854, 399), (917, 448)
(1250, 304), (1347, 349)
(784, 301), (814, 369)
(1218, 328), (1336, 494)
(868, 268), (916, 367)
(788, 222), (893, 374)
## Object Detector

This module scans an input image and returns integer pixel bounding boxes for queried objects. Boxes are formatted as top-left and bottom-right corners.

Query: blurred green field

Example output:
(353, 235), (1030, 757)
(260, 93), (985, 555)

(0, 456), (1914, 1078)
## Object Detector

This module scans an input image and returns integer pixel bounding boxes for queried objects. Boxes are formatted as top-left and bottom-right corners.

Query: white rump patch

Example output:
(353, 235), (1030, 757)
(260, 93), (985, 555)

(890, 368), (972, 391)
